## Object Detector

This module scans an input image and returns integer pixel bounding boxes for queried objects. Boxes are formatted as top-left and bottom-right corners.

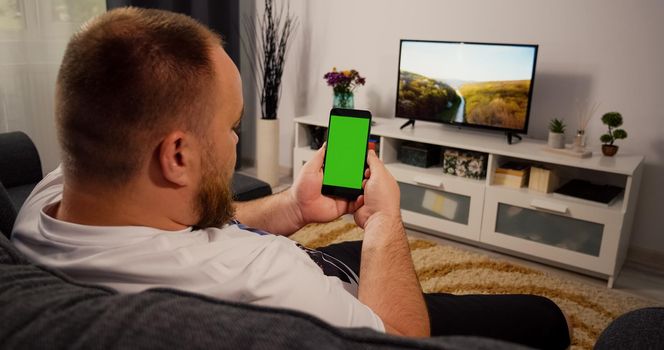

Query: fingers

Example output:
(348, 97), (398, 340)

(353, 206), (369, 229)
(334, 197), (350, 214)
(301, 143), (326, 173)
(366, 149), (378, 165)
(366, 149), (386, 176)
(354, 195), (365, 209)
(347, 195), (364, 213)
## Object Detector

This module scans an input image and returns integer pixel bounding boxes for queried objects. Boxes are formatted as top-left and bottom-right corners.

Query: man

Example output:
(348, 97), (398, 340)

(12, 7), (570, 348)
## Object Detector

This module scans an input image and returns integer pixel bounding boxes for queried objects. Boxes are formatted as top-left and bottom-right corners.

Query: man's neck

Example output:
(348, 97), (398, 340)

(55, 179), (190, 231)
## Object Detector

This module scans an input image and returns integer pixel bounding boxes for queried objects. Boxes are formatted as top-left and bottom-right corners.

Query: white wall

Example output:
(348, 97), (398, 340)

(264, 0), (664, 255)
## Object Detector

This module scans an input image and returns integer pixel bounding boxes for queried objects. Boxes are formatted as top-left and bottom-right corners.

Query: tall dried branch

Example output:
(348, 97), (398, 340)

(241, 0), (298, 120)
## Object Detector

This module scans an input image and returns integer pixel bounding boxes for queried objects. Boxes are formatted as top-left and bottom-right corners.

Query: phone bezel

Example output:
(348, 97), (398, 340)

(321, 108), (372, 200)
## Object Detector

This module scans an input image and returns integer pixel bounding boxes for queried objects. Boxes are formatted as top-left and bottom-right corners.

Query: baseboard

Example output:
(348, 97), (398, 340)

(627, 245), (664, 276)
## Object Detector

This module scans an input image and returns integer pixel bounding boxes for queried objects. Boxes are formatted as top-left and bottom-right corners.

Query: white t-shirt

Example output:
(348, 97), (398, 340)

(11, 167), (384, 332)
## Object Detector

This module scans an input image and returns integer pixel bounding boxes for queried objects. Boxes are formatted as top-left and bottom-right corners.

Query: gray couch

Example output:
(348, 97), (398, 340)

(2, 218), (662, 350)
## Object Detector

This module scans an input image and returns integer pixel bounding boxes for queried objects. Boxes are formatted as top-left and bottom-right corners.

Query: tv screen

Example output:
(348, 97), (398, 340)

(396, 40), (538, 134)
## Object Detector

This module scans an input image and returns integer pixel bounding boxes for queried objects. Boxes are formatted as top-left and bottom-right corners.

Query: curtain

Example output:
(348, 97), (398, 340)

(0, 0), (105, 173)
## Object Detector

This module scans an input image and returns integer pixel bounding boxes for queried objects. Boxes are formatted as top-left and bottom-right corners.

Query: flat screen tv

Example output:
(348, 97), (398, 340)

(395, 40), (538, 140)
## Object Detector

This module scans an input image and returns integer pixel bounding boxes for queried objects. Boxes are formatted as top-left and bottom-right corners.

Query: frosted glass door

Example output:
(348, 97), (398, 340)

(399, 182), (470, 225)
(495, 203), (604, 256)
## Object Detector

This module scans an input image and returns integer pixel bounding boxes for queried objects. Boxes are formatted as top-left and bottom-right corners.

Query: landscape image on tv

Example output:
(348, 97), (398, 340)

(396, 41), (537, 131)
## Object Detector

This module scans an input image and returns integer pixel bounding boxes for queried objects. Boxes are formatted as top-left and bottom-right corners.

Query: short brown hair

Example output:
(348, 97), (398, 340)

(56, 7), (221, 185)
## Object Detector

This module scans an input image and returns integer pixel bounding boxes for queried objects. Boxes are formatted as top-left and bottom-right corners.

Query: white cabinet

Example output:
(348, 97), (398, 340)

(293, 115), (644, 288)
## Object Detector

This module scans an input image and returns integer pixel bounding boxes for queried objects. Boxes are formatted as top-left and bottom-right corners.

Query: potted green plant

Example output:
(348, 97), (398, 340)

(599, 112), (627, 156)
(547, 118), (566, 149)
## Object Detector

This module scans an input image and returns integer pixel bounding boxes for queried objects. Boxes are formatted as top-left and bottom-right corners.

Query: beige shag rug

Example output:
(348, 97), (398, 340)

(290, 219), (660, 350)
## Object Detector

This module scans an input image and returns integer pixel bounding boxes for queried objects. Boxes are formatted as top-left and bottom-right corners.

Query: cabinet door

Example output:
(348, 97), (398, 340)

(397, 176), (485, 241)
(481, 186), (622, 275)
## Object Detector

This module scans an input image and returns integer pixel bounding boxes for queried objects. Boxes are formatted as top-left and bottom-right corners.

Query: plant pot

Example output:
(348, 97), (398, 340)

(602, 144), (619, 157)
(256, 118), (280, 187)
(548, 132), (565, 149)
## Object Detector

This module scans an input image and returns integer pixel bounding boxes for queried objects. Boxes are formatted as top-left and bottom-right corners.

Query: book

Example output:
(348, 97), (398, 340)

(553, 179), (623, 206)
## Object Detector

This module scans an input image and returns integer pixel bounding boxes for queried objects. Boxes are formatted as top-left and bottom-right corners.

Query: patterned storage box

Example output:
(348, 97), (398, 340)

(442, 148), (487, 179)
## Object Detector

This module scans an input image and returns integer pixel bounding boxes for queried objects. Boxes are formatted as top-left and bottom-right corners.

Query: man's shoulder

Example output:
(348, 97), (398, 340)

(12, 167), (64, 238)
(198, 223), (304, 257)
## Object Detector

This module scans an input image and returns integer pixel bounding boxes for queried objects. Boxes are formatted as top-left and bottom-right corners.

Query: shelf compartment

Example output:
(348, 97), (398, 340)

(488, 154), (629, 211)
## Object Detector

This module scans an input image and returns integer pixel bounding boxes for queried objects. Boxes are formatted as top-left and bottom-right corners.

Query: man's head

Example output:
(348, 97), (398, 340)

(56, 7), (242, 228)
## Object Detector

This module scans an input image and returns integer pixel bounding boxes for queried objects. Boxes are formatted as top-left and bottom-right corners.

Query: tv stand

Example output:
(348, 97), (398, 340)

(293, 115), (644, 288)
(505, 132), (522, 145)
(399, 119), (416, 129)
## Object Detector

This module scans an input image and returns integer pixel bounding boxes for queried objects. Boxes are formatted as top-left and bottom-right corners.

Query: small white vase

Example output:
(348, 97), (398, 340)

(548, 132), (565, 149)
(256, 118), (280, 187)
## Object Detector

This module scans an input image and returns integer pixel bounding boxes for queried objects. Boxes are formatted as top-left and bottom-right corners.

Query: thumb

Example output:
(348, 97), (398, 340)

(366, 149), (379, 168)
(301, 143), (326, 173)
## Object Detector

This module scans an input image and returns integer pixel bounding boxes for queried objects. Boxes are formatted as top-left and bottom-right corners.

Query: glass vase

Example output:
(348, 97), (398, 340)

(573, 130), (586, 152)
(333, 91), (354, 109)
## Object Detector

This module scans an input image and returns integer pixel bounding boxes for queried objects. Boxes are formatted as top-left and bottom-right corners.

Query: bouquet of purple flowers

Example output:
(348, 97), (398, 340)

(323, 68), (366, 94)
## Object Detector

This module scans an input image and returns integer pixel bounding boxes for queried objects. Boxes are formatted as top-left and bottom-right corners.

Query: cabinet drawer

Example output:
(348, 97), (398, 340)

(481, 186), (622, 274)
(398, 179), (484, 241)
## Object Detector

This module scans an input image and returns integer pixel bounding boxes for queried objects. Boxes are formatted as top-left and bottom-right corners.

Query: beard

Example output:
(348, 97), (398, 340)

(194, 150), (235, 228)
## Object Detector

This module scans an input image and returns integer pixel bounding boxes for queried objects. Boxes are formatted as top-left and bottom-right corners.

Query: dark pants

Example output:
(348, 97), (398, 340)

(318, 240), (571, 350)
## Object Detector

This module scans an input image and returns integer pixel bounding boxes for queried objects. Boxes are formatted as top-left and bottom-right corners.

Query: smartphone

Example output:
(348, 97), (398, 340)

(322, 108), (372, 200)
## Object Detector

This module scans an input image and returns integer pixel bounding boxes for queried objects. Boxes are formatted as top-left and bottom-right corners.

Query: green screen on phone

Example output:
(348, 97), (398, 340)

(323, 115), (370, 189)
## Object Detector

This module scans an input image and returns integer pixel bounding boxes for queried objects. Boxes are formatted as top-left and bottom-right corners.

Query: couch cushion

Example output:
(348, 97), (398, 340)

(6, 182), (37, 211)
(0, 183), (17, 239)
(0, 229), (25, 264)
(0, 131), (42, 188)
(595, 307), (664, 349)
(232, 173), (272, 201)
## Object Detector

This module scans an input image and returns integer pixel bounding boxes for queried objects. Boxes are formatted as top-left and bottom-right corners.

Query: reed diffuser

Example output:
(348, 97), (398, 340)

(574, 100), (599, 152)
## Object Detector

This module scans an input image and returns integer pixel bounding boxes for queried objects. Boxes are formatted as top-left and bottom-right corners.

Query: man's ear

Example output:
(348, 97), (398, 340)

(158, 131), (196, 186)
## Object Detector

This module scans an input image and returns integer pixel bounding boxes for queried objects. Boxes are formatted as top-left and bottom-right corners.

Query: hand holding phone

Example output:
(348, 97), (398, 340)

(322, 108), (372, 200)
